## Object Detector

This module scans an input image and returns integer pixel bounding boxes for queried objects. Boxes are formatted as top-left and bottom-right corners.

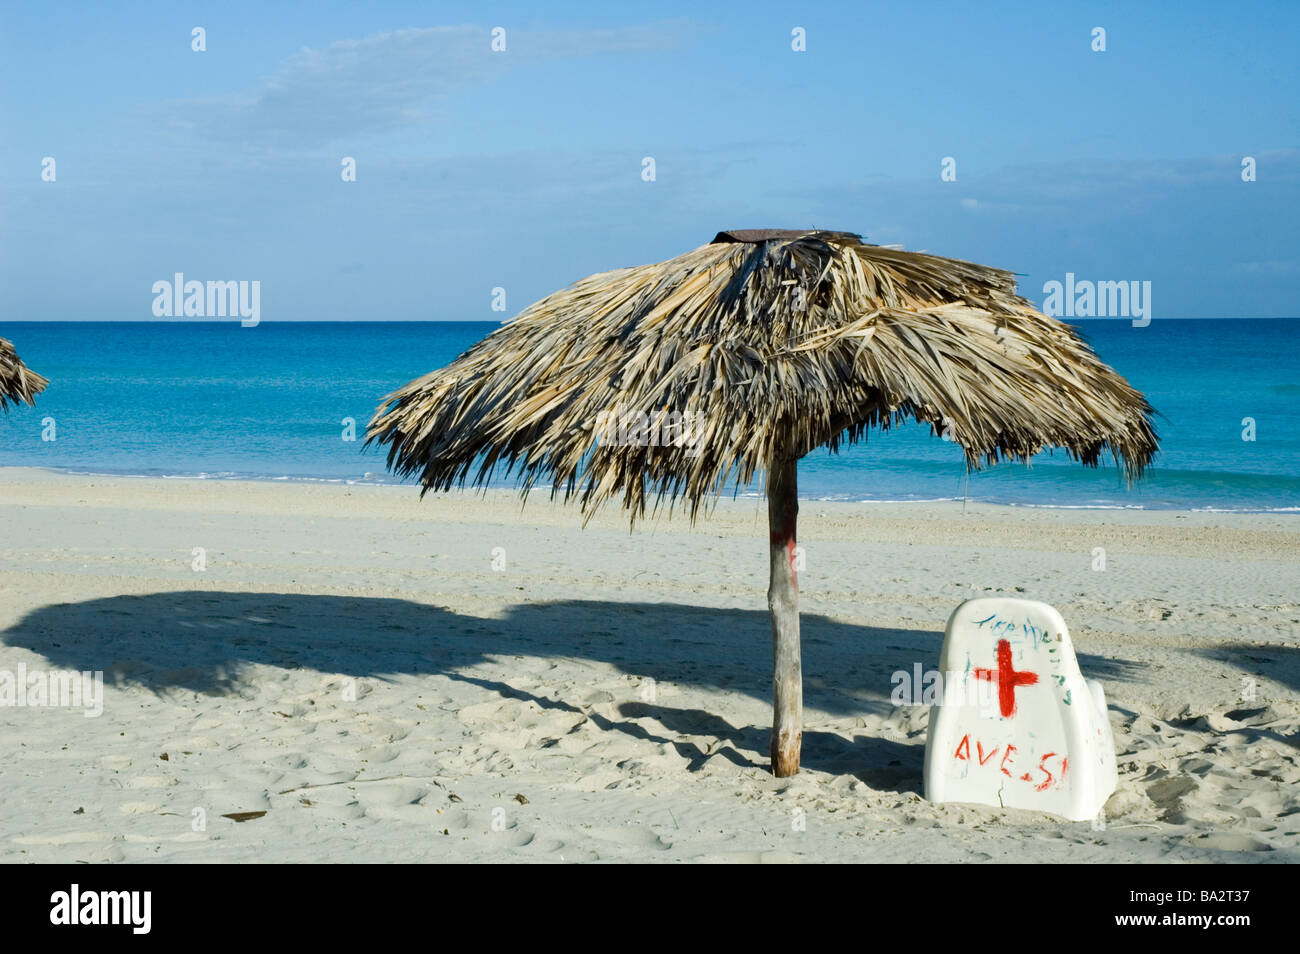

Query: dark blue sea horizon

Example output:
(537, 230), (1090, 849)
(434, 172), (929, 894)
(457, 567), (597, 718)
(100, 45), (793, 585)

(2, 319), (1297, 513)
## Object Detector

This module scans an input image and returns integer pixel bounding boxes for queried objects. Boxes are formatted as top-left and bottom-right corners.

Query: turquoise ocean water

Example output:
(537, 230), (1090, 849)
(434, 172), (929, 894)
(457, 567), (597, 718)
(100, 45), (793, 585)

(0, 320), (1296, 512)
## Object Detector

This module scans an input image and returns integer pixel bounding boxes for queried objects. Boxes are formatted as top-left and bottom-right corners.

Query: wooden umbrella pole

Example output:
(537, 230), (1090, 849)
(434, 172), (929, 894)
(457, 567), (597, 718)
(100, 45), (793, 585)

(767, 451), (802, 777)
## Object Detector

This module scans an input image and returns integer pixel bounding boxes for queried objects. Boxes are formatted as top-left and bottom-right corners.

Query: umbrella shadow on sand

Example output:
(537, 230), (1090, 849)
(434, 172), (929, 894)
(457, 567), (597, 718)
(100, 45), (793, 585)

(1193, 643), (1300, 697)
(0, 590), (1145, 790)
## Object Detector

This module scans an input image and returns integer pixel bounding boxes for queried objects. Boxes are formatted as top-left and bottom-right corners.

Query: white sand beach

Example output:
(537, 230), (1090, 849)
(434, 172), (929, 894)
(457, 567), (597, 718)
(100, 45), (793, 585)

(0, 467), (1296, 863)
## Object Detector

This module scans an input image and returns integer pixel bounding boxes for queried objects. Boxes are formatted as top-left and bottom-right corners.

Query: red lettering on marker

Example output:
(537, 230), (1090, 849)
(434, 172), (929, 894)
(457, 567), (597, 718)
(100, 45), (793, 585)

(1034, 753), (1057, 791)
(1000, 744), (1018, 777)
(977, 741), (999, 766)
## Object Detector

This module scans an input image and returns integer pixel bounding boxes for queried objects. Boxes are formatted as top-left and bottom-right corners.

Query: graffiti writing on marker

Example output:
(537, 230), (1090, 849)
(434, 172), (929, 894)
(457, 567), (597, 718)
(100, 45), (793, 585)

(973, 612), (1061, 650)
(953, 736), (1069, 792)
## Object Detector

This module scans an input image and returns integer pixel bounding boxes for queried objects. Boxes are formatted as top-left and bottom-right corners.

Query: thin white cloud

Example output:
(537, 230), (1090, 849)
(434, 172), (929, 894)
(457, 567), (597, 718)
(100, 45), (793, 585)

(805, 150), (1300, 206)
(1232, 260), (1300, 275)
(164, 22), (694, 146)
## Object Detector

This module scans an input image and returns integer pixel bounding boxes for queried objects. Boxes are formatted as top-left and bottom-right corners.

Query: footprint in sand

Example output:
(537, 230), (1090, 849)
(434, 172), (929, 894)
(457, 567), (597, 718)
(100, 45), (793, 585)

(352, 781), (438, 822)
(583, 827), (672, 851)
(1144, 776), (1198, 822)
(1195, 832), (1275, 852)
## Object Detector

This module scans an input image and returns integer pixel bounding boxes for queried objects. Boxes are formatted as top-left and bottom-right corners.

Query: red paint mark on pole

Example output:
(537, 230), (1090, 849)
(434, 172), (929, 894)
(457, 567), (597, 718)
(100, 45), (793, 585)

(974, 639), (1039, 717)
(953, 734), (970, 761)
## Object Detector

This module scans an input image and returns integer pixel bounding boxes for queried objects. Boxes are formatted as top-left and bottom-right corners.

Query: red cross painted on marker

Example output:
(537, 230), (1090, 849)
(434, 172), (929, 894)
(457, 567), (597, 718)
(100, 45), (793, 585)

(974, 639), (1039, 717)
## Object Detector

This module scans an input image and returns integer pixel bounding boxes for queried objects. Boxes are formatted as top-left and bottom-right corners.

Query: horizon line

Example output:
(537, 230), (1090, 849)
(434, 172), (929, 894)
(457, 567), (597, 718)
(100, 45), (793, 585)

(6, 316), (1300, 324)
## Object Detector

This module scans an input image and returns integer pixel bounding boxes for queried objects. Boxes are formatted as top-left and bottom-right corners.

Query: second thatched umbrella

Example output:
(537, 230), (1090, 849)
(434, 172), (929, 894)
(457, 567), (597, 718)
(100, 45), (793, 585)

(0, 336), (47, 410)
(369, 229), (1158, 777)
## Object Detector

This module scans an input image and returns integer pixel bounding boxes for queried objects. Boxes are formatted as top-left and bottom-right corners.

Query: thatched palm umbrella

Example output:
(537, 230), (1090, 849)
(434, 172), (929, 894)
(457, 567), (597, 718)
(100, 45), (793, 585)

(0, 337), (47, 410)
(369, 229), (1158, 777)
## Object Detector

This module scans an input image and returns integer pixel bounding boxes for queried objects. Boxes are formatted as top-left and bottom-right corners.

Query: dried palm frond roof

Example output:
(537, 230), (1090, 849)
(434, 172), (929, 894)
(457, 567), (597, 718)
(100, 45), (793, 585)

(369, 230), (1158, 521)
(0, 337), (47, 410)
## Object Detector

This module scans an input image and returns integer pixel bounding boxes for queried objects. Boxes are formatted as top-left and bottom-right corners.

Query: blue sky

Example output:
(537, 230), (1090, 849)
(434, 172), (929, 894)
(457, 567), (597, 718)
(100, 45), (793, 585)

(2, 0), (1297, 321)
